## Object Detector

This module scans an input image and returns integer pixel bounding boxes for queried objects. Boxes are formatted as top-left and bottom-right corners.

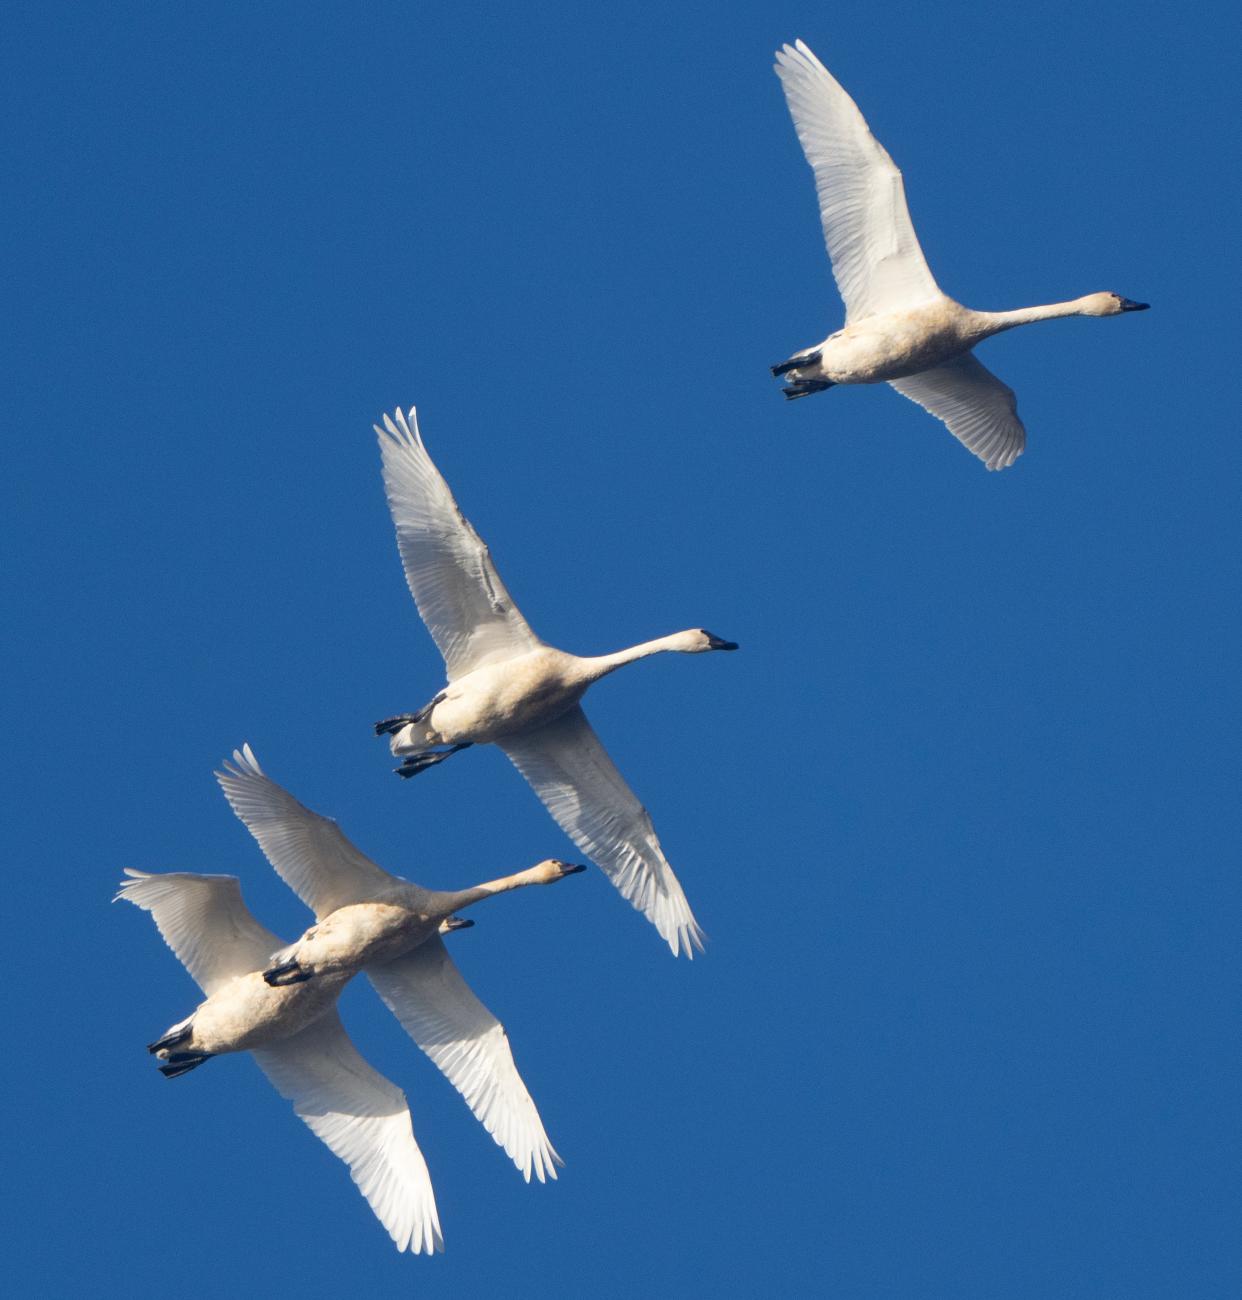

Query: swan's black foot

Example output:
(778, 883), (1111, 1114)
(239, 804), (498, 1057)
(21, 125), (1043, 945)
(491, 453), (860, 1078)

(147, 1024), (193, 1055)
(263, 960), (311, 987)
(395, 743), (473, 779)
(770, 350), (822, 378)
(782, 379), (835, 400)
(158, 1052), (212, 1078)
(441, 915), (475, 932)
(375, 713), (417, 736)
(375, 692), (446, 736)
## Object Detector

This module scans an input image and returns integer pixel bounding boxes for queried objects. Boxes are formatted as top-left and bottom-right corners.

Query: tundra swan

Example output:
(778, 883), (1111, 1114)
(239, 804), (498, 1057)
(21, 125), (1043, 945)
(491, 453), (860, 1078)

(117, 868), (443, 1253)
(216, 743), (579, 1182)
(371, 407), (738, 958)
(772, 39), (1149, 469)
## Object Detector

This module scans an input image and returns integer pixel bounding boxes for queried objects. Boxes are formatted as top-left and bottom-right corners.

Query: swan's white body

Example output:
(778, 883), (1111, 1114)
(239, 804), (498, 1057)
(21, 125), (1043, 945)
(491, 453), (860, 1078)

(148, 965), (350, 1056)
(117, 869), (443, 1254)
(773, 39), (1149, 469)
(374, 408), (738, 958)
(215, 744), (578, 1184)
(413, 647), (589, 745)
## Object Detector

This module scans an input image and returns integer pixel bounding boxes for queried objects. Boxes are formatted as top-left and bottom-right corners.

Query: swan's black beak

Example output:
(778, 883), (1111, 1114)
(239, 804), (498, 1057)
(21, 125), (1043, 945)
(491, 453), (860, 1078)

(706, 635), (739, 651)
(563, 862), (588, 875)
(1119, 298), (1150, 312)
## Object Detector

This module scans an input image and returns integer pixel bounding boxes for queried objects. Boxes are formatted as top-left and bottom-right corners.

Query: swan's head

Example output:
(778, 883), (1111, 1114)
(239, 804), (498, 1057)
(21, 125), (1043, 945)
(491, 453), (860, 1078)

(439, 915), (475, 933)
(533, 858), (588, 884)
(674, 628), (740, 653)
(1082, 292), (1150, 316)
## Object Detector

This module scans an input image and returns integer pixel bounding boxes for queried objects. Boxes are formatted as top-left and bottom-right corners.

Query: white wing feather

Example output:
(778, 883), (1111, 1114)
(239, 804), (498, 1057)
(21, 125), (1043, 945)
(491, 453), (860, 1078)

(889, 352), (1026, 470)
(775, 39), (941, 321)
(376, 407), (542, 680)
(253, 1010), (443, 1254)
(368, 936), (561, 1184)
(497, 707), (704, 958)
(115, 869), (279, 996)
(216, 744), (397, 918)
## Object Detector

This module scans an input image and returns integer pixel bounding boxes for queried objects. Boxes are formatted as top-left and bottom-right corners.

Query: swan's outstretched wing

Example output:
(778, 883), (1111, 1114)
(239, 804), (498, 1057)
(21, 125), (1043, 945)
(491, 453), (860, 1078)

(253, 1009), (443, 1255)
(889, 352), (1026, 471)
(216, 745), (398, 918)
(497, 707), (704, 958)
(774, 39), (941, 321)
(376, 407), (542, 681)
(115, 869), (279, 996)
(368, 935), (561, 1184)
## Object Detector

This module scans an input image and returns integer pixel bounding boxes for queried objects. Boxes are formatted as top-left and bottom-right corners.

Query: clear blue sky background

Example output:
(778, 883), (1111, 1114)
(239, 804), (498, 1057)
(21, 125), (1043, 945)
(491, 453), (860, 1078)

(5, 2), (1239, 1296)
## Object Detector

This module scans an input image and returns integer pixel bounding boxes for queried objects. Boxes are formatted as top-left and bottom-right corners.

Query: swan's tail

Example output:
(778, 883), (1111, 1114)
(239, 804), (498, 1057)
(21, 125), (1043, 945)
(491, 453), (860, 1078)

(383, 717), (437, 755)
(376, 691), (446, 744)
(148, 1021), (213, 1077)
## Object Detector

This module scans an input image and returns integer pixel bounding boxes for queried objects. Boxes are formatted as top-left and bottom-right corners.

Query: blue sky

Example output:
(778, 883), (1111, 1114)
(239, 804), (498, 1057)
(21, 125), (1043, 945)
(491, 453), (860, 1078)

(5, 1), (1239, 1296)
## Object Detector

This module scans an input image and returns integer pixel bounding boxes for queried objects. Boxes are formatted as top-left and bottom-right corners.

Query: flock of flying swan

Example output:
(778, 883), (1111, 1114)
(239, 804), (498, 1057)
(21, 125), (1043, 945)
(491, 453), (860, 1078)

(120, 39), (1148, 1254)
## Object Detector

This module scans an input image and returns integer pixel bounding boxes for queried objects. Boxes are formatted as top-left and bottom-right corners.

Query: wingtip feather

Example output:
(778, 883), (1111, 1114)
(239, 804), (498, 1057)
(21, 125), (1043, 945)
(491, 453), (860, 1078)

(668, 916), (708, 959)
(113, 867), (150, 903)
(375, 406), (422, 451)
(216, 742), (263, 786)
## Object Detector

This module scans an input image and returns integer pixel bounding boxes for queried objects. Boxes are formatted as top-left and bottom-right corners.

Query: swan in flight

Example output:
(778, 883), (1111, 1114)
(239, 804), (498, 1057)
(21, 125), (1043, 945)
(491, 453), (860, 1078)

(771, 39), (1149, 470)
(372, 407), (737, 958)
(117, 867), (444, 1254)
(215, 743), (580, 1185)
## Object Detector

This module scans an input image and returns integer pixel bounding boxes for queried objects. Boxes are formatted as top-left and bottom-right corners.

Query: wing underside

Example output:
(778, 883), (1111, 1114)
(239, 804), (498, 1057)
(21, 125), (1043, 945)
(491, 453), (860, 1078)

(369, 936), (561, 1183)
(253, 1010), (443, 1254)
(775, 39), (942, 321)
(497, 707), (704, 958)
(889, 351), (1026, 470)
(376, 407), (541, 680)
(115, 869), (280, 996)
(216, 745), (398, 918)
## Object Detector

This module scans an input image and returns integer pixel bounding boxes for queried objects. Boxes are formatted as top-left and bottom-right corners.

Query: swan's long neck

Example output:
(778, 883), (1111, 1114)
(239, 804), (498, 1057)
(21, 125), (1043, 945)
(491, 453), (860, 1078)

(576, 633), (691, 683)
(441, 864), (556, 912)
(973, 296), (1099, 337)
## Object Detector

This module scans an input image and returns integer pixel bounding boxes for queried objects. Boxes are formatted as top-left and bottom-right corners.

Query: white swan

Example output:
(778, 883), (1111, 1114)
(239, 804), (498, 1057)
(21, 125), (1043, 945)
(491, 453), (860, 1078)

(117, 868), (444, 1254)
(215, 743), (580, 1184)
(772, 39), (1149, 470)
(371, 407), (738, 959)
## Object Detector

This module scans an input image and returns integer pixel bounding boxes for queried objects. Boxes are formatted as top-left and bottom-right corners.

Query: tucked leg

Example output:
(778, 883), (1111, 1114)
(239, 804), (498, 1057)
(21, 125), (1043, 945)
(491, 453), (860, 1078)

(147, 1023), (193, 1055)
(782, 379), (835, 400)
(395, 742), (473, 779)
(771, 349), (823, 377)
(263, 959), (311, 987)
(158, 1052), (212, 1078)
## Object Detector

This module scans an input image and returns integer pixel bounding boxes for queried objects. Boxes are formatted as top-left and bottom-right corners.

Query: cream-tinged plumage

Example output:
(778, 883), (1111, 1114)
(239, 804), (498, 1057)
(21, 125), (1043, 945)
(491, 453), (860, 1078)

(772, 39), (1149, 469)
(116, 868), (443, 1255)
(117, 741), (584, 1252)
(373, 407), (738, 958)
(216, 744), (578, 1184)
